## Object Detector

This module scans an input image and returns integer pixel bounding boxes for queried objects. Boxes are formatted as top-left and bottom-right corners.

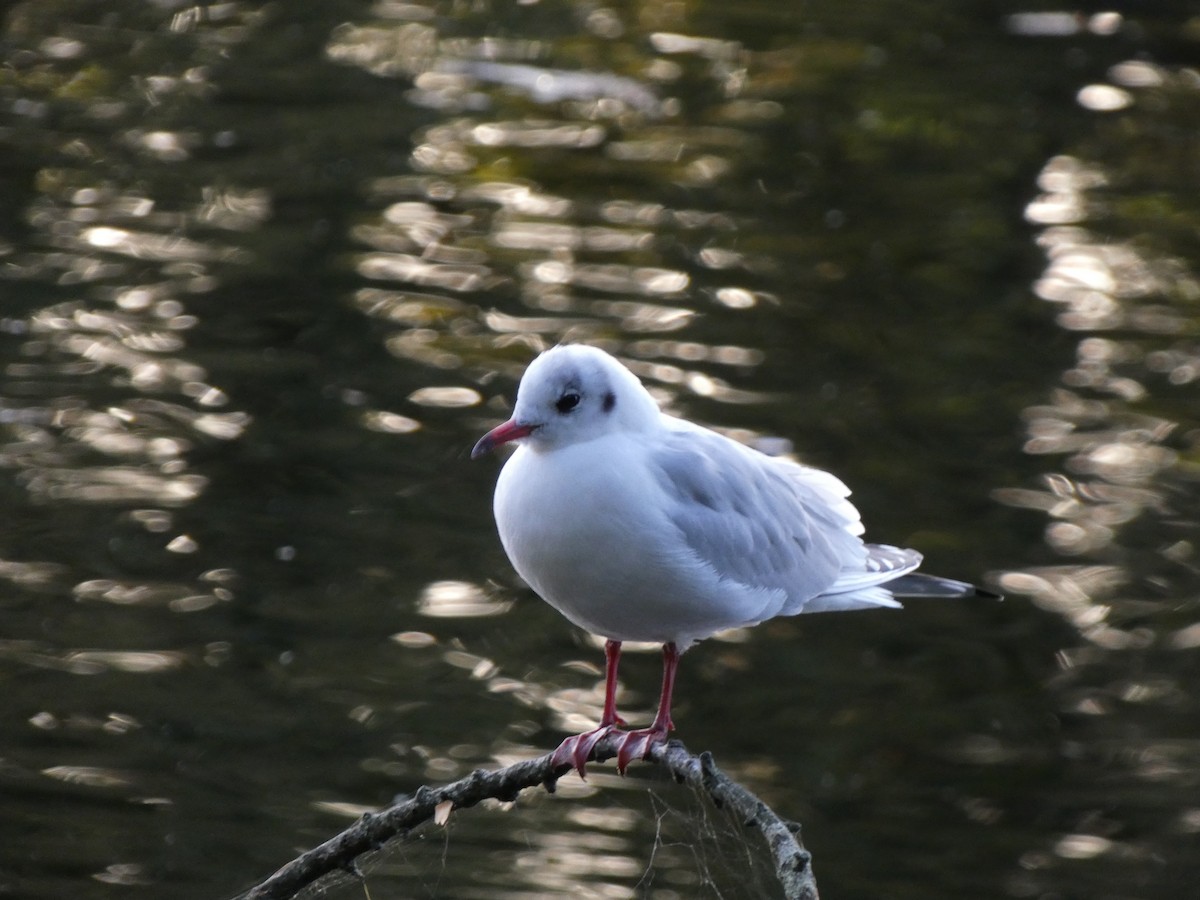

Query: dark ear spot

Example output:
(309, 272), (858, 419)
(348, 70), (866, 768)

(602, 391), (616, 413)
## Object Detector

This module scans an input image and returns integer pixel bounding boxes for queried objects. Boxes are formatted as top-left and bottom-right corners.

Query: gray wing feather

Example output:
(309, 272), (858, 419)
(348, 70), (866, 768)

(830, 544), (922, 592)
(651, 428), (865, 610)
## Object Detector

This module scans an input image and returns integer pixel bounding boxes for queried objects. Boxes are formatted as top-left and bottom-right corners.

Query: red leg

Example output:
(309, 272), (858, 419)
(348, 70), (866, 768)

(598, 639), (628, 729)
(615, 642), (679, 774)
(551, 640), (625, 777)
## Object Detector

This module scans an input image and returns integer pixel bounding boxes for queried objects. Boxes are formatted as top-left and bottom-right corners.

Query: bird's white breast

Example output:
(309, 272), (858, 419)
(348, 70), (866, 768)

(493, 432), (785, 646)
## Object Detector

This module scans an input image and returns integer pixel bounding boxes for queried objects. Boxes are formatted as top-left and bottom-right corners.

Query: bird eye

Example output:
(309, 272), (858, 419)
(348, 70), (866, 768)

(555, 391), (581, 413)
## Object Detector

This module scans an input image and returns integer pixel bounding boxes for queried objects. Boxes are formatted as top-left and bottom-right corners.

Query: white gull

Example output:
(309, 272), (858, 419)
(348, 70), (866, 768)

(472, 344), (985, 775)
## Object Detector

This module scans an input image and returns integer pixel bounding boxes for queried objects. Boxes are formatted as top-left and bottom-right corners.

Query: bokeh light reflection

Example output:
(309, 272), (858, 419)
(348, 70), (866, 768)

(996, 54), (1200, 900)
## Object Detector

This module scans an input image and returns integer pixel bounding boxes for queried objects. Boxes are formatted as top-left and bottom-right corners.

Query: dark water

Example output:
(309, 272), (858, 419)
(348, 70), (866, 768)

(2, 2), (1198, 898)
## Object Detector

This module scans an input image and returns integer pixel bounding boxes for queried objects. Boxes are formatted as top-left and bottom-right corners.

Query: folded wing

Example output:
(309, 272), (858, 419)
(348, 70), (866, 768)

(652, 425), (914, 616)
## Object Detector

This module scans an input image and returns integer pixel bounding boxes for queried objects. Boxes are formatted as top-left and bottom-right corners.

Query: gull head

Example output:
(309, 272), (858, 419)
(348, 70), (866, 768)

(472, 345), (660, 458)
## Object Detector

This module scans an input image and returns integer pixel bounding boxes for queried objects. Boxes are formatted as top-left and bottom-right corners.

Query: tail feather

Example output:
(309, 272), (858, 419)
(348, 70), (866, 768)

(826, 544), (922, 594)
(803, 586), (903, 613)
(802, 543), (1000, 615)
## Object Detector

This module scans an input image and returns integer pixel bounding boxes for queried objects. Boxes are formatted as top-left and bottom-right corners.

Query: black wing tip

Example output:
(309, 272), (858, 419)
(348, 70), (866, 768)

(884, 573), (1004, 601)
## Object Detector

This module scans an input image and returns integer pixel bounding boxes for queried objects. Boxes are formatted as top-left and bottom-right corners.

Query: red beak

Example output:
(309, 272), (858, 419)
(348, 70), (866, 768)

(471, 419), (536, 459)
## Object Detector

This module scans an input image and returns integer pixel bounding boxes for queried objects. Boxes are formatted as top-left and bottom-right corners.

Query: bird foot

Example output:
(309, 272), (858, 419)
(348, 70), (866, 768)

(613, 725), (670, 775)
(550, 725), (615, 778)
(551, 722), (670, 779)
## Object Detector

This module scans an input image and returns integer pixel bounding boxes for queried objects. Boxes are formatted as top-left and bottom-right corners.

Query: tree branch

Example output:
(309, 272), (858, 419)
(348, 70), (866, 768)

(230, 736), (818, 900)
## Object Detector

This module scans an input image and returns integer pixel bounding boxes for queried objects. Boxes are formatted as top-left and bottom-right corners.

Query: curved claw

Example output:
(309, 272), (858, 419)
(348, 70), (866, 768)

(550, 725), (614, 779)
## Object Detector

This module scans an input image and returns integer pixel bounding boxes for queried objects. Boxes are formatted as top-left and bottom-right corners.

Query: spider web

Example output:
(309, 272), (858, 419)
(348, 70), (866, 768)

(295, 775), (790, 899)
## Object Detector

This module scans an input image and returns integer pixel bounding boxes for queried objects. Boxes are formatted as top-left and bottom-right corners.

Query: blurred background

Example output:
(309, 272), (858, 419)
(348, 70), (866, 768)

(1, 2), (1198, 898)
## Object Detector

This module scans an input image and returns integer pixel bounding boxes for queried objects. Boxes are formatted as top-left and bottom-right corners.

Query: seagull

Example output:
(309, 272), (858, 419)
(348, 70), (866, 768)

(472, 344), (986, 776)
